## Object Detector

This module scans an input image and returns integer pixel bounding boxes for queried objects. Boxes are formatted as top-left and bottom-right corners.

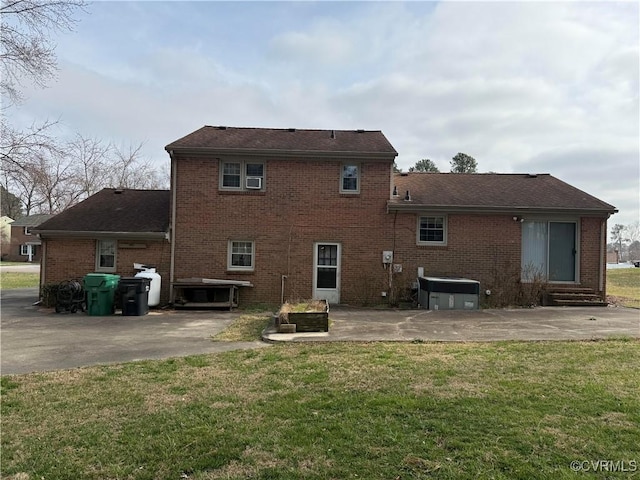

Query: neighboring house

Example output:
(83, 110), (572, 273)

(34, 189), (171, 302)
(6, 214), (53, 262)
(606, 251), (620, 264)
(1, 215), (14, 259)
(35, 125), (618, 308)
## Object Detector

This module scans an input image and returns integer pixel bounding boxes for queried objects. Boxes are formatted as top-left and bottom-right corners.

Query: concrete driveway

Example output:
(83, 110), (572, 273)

(1, 288), (268, 375)
(2, 288), (639, 375)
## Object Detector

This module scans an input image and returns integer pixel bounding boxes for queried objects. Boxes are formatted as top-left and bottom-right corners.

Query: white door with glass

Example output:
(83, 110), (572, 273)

(313, 243), (341, 304)
(522, 221), (577, 282)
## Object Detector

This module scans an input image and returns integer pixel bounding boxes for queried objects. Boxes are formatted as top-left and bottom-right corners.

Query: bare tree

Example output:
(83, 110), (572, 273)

(1, 0), (87, 105)
(0, 117), (62, 167)
(67, 133), (111, 197)
(0, 0), (87, 214)
(108, 142), (168, 190)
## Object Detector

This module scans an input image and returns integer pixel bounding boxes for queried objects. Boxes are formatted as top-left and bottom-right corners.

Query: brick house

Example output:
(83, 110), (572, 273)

(390, 173), (616, 305)
(5, 214), (53, 262)
(34, 189), (171, 301)
(166, 126), (398, 306)
(34, 125), (617, 308)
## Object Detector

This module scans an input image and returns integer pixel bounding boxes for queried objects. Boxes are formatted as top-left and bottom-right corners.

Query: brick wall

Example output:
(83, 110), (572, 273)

(392, 213), (609, 303)
(579, 217), (607, 295)
(391, 213), (521, 303)
(171, 154), (610, 307)
(172, 155), (395, 306)
(41, 237), (171, 304)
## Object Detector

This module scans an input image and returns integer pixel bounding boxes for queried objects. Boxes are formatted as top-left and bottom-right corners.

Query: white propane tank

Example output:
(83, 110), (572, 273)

(135, 268), (161, 307)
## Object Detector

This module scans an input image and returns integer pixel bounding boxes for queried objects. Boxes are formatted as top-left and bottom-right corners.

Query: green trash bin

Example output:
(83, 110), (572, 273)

(83, 273), (120, 316)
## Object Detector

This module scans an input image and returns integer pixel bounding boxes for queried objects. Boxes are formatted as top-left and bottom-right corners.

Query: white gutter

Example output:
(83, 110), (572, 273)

(599, 218), (606, 293)
(169, 149), (177, 304)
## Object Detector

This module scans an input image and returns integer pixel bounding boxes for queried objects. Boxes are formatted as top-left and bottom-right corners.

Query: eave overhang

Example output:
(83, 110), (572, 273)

(166, 146), (397, 161)
(34, 230), (169, 240)
(387, 202), (618, 217)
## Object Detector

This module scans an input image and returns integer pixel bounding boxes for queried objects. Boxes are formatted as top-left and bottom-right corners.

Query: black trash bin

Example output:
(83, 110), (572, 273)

(118, 277), (151, 316)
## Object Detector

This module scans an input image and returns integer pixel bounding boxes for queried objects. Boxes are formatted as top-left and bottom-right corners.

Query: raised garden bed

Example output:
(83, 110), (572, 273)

(276, 300), (329, 333)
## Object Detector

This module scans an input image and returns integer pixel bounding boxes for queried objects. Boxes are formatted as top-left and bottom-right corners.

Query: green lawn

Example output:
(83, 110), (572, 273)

(607, 268), (640, 308)
(2, 340), (639, 479)
(0, 272), (39, 289)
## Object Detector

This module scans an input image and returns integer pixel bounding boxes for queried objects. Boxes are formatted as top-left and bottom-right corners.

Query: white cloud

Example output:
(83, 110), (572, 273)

(8, 1), (638, 229)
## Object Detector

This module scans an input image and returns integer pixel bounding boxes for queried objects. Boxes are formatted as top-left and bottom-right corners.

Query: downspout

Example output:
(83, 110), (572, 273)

(39, 235), (46, 300)
(169, 150), (177, 304)
(599, 218), (606, 296)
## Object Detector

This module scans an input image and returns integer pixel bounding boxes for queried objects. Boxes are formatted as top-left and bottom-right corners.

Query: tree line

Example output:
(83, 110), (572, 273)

(395, 152), (478, 174)
(609, 223), (640, 262)
(1, 130), (168, 219)
(1, 0), (167, 220)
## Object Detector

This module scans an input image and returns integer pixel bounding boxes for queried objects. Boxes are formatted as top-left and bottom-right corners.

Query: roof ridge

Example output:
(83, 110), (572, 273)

(202, 125), (381, 133)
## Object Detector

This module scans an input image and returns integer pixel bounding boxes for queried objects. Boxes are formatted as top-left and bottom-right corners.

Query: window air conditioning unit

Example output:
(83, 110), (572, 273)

(246, 177), (262, 189)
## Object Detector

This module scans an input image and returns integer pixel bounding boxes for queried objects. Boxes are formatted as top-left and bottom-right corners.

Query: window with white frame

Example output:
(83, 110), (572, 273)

(20, 244), (29, 256)
(417, 215), (447, 245)
(340, 164), (359, 193)
(24, 226), (32, 235)
(228, 240), (254, 271)
(96, 239), (116, 271)
(220, 161), (264, 190)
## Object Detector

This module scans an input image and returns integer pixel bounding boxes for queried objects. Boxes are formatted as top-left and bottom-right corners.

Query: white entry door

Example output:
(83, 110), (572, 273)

(313, 243), (341, 304)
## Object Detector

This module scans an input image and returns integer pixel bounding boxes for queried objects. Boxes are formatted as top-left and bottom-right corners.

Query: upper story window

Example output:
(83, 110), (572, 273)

(341, 164), (359, 194)
(220, 161), (265, 191)
(417, 215), (447, 245)
(96, 239), (117, 272)
(24, 226), (32, 235)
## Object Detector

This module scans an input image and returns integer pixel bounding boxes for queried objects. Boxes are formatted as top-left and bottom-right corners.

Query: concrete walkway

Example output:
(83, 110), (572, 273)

(264, 306), (640, 342)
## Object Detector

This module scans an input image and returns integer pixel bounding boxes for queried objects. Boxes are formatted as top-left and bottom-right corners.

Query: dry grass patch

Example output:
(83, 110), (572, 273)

(212, 313), (272, 341)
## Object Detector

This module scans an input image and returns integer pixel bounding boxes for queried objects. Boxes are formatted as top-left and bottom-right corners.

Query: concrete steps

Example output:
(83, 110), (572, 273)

(545, 287), (608, 307)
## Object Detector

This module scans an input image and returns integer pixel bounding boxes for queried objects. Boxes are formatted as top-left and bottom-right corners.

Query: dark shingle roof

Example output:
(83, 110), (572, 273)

(165, 126), (398, 157)
(10, 214), (54, 227)
(34, 189), (170, 236)
(389, 173), (617, 214)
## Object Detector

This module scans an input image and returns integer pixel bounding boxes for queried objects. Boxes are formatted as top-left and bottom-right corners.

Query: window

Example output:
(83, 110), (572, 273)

(20, 245), (29, 256)
(340, 164), (359, 193)
(220, 161), (265, 190)
(96, 239), (116, 272)
(222, 162), (241, 188)
(417, 215), (447, 245)
(228, 240), (254, 271)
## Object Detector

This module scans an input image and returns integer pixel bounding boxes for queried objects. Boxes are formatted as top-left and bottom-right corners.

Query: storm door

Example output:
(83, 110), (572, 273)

(548, 222), (576, 281)
(313, 243), (341, 304)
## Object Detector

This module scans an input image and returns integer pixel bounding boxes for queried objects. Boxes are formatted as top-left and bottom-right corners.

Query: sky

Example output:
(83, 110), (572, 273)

(9, 0), (640, 230)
